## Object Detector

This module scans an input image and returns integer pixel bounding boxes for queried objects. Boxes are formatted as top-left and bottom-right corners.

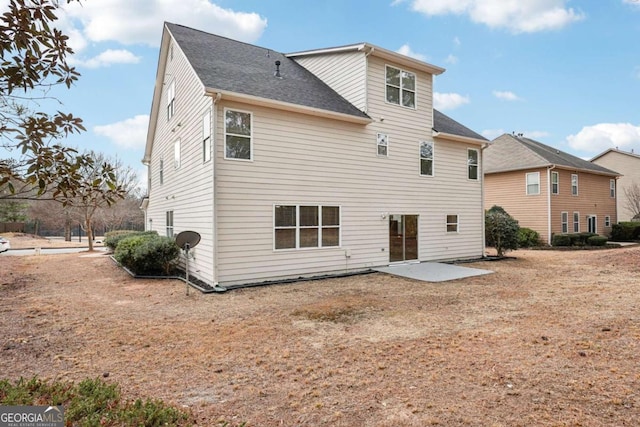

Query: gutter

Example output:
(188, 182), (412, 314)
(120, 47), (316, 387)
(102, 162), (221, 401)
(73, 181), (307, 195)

(480, 142), (489, 257)
(211, 92), (222, 287)
(547, 165), (556, 244)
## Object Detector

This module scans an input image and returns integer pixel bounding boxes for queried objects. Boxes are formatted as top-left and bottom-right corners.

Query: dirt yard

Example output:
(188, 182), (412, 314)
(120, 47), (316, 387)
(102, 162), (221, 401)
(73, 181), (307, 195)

(1, 241), (640, 426)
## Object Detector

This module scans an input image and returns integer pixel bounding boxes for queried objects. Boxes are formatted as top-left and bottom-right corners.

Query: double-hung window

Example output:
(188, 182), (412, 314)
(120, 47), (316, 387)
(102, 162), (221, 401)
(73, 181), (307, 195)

(573, 212), (580, 233)
(605, 216), (611, 227)
(526, 172), (540, 195)
(203, 109), (212, 163)
(446, 214), (459, 233)
(225, 109), (252, 160)
(551, 171), (559, 194)
(385, 65), (416, 108)
(561, 212), (568, 233)
(377, 133), (389, 157)
(571, 174), (578, 196)
(468, 149), (479, 180)
(167, 81), (175, 120)
(610, 179), (616, 198)
(274, 205), (340, 250)
(166, 211), (174, 237)
(420, 141), (434, 176)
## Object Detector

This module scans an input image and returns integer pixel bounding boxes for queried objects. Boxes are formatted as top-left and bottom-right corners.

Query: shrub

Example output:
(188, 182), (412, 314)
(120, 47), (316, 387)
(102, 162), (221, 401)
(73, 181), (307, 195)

(113, 235), (148, 268)
(551, 234), (572, 247)
(518, 227), (541, 248)
(576, 232), (597, 246)
(131, 236), (180, 275)
(611, 222), (640, 242)
(485, 205), (520, 257)
(587, 235), (608, 246)
(104, 230), (157, 252)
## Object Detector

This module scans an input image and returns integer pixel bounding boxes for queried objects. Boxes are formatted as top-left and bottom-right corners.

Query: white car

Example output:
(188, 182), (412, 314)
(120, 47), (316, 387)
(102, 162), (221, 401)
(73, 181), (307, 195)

(0, 237), (10, 252)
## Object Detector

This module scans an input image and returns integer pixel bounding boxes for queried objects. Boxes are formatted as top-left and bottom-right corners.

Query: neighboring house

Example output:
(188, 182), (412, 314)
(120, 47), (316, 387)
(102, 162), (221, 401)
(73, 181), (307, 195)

(484, 134), (619, 244)
(591, 148), (640, 222)
(142, 22), (487, 288)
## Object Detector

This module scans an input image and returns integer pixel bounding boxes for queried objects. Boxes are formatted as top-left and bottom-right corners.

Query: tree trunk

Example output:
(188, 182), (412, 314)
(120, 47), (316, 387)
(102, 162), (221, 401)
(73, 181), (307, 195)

(86, 217), (94, 251)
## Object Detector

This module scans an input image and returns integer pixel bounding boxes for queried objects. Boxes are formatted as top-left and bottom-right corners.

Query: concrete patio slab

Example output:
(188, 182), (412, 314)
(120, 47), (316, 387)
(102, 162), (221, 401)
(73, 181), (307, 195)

(375, 262), (493, 282)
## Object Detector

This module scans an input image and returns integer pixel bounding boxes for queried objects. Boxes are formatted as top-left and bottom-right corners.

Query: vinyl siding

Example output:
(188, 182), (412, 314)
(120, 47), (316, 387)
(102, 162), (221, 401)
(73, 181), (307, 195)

(293, 51), (367, 112)
(549, 169), (617, 236)
(592, 151), (638, 222)
(213, 55), (482, 286)
(146, 38), (216, 285)
(484, 168), (549, 242)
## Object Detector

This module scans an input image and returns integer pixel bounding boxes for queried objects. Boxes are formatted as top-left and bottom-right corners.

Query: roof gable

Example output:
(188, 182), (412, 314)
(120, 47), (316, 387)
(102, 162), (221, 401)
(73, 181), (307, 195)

(166, 23), (369, 120)
(485, 134), (619, 176)
(591, 148), (640, 162)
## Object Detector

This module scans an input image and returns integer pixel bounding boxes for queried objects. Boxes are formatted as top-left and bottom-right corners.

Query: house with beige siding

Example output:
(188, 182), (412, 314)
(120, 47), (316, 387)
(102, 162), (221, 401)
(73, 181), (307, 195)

(591, 148), (640, 222)
(142, 22), (487, 288)
(484, 134), (620, 244)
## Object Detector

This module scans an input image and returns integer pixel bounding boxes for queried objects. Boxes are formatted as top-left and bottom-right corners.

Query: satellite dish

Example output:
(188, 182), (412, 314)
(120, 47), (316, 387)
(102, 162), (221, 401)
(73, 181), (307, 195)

(175, 231), (201, 296)
(175, 230), (201, 251)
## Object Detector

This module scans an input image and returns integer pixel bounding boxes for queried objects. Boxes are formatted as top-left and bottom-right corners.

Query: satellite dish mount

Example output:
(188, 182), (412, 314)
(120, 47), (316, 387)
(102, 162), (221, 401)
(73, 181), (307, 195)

(175, 231), (201, 295)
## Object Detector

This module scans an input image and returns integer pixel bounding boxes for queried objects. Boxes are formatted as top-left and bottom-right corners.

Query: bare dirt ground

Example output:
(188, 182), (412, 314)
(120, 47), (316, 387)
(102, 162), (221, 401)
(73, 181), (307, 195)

(1, 239), (640, 426)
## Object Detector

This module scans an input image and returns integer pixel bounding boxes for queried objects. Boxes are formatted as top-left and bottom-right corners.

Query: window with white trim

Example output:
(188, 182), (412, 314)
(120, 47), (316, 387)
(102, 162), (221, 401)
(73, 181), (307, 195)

(274, 205), (340, 250)
(561, 212), (568, 233)
(420, 141), (434, 176)
(377, 133), (388, 157)
(571, 174), (578, 196)
(174, 139), (181, 169)
(551, 171), (559, 194)
(605, 215), (611, 227)
(610, 179), (615, 198)
(166, 210), (174, 237)
(385, 65), (416, 108)
(468, 149), (479, 180)
(225, 109), (252, 160)
(203, 110), (211, 163)
(573, 212), (580, 233)
(446, 214), (459, 233)
(167, 80), (175, 120)
(159, 158), (164, 185)
(526, 172), (540, 195)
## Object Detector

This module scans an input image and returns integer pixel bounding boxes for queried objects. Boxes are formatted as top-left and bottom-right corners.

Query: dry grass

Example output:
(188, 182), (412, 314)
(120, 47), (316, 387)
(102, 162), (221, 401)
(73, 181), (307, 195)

(1, 241), (640, 426)
(1, 232), (104, 249)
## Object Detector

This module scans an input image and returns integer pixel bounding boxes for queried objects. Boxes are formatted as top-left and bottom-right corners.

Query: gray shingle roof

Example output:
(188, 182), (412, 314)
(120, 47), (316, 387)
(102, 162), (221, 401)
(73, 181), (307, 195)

(433, 109), (487, 141)
(485, 134), (619, 176)
(166, 23), (369, 119)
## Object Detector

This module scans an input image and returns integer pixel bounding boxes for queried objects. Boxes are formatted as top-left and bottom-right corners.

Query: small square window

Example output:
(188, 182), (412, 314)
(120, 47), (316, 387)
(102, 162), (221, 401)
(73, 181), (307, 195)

(446, 214), (459, 233)
(377, 133), (388, 157)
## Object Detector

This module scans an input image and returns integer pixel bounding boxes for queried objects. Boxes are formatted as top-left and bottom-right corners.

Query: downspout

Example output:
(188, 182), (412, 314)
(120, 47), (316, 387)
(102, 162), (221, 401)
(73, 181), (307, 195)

(212, 92), (222, 288)
(547, 165), (556, 244)
(480, 142), (489, 257)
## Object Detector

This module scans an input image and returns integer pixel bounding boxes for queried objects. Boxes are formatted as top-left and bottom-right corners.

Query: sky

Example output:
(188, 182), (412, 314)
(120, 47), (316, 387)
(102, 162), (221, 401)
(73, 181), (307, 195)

(15, 0), (640, 187)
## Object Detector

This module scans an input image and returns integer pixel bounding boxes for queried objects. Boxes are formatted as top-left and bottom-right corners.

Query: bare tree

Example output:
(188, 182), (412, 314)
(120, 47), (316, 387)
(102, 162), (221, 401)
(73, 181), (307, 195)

(624, 181), (640, 221)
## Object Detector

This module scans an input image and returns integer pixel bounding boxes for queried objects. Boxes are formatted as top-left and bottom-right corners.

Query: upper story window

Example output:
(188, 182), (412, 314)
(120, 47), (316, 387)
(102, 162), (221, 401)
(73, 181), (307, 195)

(610, 179), (616, 198)
(551, 171), (559, 194)
(526, 172), (540, 195)
(203, 109), (212, 163)
(167, 80), (175, 120)
(174, 139), (181, 169)
(377, 133), (389, 157)
(468, 149), (479, 180)
(225, 109), (252, 161)
(571, 174), (578, 196)
(420, 141), (434, 176)
(385, 65), (416, 108)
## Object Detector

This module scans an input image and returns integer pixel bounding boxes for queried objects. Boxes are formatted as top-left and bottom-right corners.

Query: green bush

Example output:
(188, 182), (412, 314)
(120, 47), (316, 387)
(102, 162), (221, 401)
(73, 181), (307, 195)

(611, 222), (640, 241)
(0, 376), (192, 426)
(131, 236), (180, 275)
(518, 227), (541, 248)
(551, 234), (572, 247)
(575, 232), (597, 246)
(113, 235), (149, 268)
(485, 205), (520, 257)
(104, 230), (157, 251)
(587, 235), (608, 246)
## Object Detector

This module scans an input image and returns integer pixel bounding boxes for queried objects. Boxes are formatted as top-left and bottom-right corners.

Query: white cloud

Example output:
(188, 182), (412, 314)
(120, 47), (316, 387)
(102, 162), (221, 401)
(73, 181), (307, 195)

(434, 92), (470, 110)
(396, 44), (427, 61)
(493, 90), (522, 101)
(623, 0), (640, 6)
(445, 54), (459, 64)
(61, 0), (267, 47)
(407, 0), (585, 33)
(72, 49), (141, 68)
(453, 36), (461, 47)
(567, 123), (640, 153)
(94, 115), (150, 150)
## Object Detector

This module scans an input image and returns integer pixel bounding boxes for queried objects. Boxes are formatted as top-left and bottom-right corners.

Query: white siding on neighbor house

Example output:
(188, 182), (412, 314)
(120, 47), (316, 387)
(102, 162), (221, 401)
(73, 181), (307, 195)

(212, 54), (482, 286)
(146, 37), (216, 285)
(293, 51), (367, 112)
